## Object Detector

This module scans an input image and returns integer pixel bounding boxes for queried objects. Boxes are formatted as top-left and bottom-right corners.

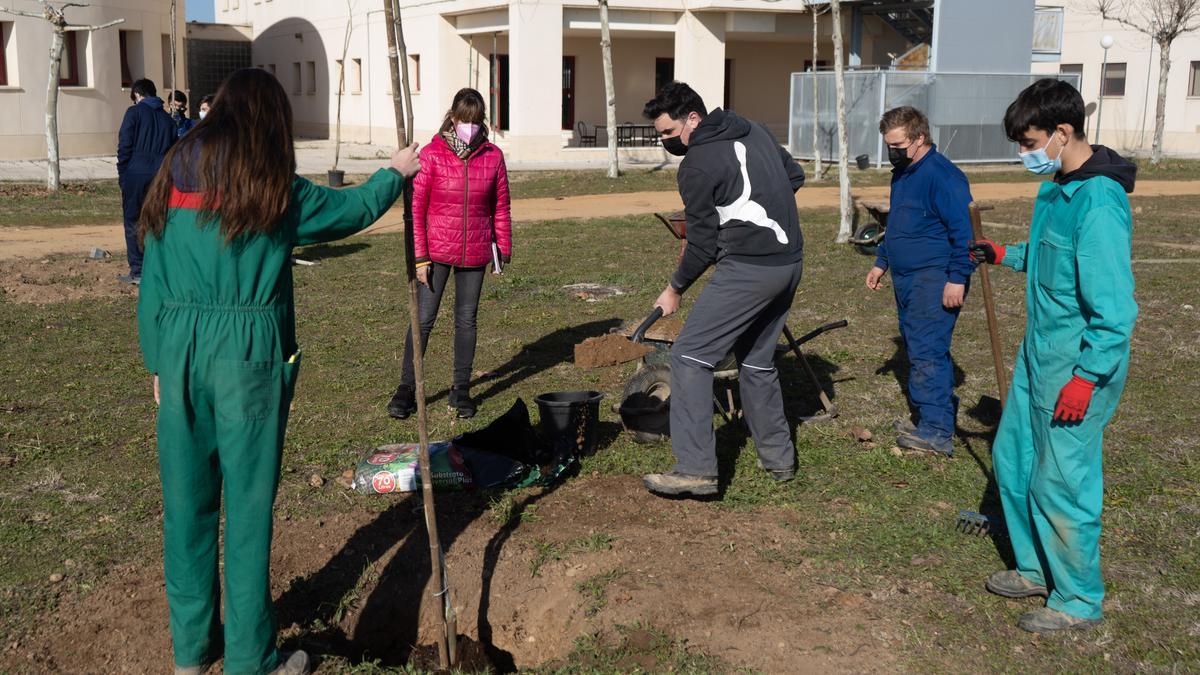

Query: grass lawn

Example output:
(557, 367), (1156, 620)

(0, 192), (1197, 672)
(3, 155), (1200, 228)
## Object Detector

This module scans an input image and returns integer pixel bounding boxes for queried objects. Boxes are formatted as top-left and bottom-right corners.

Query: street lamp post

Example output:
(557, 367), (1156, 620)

(1096, 34), (1114, 143)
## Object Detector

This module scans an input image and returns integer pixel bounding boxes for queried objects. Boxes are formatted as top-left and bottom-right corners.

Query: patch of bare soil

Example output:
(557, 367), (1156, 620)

(574, 334), (652, 369)
(617, 316), (685, 342)
(0, 255), (136, 304)
(4, 477), (899, 674)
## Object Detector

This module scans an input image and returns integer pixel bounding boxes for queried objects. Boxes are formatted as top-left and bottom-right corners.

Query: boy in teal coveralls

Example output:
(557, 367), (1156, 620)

(971, 79), (1138, 633)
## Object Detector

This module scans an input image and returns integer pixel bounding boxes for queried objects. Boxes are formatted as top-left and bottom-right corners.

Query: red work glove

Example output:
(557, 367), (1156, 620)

(1053, 375), (1095, 423)
(969, 238), (1006, 265)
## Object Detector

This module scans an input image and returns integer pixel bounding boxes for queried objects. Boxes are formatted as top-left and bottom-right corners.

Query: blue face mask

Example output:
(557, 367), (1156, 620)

(1019, 134), (1062, 175)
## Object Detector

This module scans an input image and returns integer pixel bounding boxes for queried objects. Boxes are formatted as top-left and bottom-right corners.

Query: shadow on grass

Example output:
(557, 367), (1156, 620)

(294, 242), (371, 262)
(422, 318), (623, 407)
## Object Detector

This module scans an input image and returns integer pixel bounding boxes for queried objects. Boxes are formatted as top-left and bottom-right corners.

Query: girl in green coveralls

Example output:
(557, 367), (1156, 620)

(137, 68), (422, 674)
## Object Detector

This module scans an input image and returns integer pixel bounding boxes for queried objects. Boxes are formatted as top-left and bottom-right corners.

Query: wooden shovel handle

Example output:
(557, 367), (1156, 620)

(969, 202), (1008, 408)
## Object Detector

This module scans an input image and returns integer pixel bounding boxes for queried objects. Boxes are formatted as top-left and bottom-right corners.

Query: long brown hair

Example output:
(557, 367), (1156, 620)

(438, 88), (488, 139)
(140, 68), (297, 243)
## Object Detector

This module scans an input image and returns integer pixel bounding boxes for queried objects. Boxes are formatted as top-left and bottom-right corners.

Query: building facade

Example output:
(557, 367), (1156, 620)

(0, 0), (186, 160)
(1033, 1), (1200, 156)
(214, 0), (930, 162)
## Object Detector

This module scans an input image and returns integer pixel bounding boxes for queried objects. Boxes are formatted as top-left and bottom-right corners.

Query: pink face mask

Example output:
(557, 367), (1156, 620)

(455, 123), (479, 145)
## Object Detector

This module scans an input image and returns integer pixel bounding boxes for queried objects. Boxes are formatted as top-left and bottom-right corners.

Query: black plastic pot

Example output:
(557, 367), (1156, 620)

(327, 169), (345, 187)
(855, 153), (870, 170)
(535, 391), (604, 457)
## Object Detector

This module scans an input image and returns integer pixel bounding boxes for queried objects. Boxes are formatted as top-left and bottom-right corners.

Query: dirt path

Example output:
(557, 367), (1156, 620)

(4, 477), (900, 673)
(4, 180), (1199, 261)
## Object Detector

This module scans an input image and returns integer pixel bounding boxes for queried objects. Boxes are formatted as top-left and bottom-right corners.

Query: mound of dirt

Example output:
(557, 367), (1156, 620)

(2, 476), (898, 674)
(574, 333), (652, 369)
(0, 255), (136, 304)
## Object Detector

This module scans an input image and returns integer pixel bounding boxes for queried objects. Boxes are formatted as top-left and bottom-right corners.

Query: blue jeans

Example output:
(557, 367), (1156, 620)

(893, 268), (966, 443)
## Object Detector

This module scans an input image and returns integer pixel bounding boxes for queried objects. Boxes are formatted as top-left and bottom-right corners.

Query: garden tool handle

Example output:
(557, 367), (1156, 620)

(632, 307), (664, 344)
(970, 202), (1009, 408)
(790, 319), (849, 346)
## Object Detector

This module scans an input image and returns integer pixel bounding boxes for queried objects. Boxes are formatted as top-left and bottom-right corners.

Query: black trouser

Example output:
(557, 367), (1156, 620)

(400, 263), (486, 389)
(120, 172), (154, 276)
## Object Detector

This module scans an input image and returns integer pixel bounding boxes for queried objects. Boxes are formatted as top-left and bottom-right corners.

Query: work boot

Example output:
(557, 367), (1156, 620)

(269, 650), (311, 675)
(897, 430), (953, 457)
(117, 273), (141, 285)
(893, 418), (918, 436)
(1017, 607), (1100, 634)
(174, 662), (213, 675)
(643, 471), (718, 497)
(985, 570), (1049, 598)
(387, 384), (415, 419)
(755, 457), (795, 482)
(449, 385), (476, 419)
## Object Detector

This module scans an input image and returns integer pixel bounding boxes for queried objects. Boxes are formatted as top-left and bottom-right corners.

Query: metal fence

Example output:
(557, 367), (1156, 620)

(787, 70), (1082, 166)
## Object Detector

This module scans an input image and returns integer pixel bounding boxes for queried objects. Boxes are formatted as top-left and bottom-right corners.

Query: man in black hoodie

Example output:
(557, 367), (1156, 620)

(640, 82), (805, 497)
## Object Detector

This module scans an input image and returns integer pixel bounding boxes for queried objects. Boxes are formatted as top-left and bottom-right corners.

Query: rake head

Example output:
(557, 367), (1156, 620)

(956, 510), (996, 537)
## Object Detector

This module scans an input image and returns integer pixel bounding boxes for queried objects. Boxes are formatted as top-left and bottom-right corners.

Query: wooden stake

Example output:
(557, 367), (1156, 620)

(383, 0), (454, 667)
(969, 202), (1008, 407)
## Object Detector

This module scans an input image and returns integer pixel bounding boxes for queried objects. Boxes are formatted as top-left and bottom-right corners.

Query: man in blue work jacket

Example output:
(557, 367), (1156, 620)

(866, 106), (974, 456)
(971, 78), (1137, 633)
(116, 78), (176, 284)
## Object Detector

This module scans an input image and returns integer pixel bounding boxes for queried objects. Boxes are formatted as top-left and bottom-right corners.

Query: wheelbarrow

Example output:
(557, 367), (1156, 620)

(617, 307), (849, 443)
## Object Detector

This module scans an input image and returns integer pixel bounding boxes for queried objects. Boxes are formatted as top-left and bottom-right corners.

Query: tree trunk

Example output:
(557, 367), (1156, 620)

(811, 7), (822, 181)
(46, 28), (64, 191)
(599, 0), (619, 178)
(334, 9), (352, 171)
(830, 0), (852, 242)
(388, 0), (455, 667)
(169, 0), (177, 91)
(1151, 37), (1170, 165)
(382, 0), (406, 147)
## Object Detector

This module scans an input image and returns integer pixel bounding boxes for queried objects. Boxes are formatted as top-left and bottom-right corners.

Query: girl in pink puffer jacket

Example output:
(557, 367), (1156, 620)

(388, 88), (512, 420)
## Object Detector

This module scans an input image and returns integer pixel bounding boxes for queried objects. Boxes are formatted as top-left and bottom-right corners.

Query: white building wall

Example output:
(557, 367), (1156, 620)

(1034, 0), (1200, 156)
(0, 0), (185, 160)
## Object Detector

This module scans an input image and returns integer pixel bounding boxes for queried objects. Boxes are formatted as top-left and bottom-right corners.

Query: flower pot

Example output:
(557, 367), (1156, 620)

(327, 169), (345, 187)
(855, 154), (870, 170)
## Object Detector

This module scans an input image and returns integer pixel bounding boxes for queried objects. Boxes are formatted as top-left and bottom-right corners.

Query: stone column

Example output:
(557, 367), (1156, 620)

(673, 10), (726, 113)
(507, 0), (564, 160)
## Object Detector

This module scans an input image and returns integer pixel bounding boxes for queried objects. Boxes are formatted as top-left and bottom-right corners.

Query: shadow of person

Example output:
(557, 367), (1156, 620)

(958, 396), (1016, 568)
(423, 318), (623, 406)
(294, 242), (371, 262)
(777, 352), (844, 420)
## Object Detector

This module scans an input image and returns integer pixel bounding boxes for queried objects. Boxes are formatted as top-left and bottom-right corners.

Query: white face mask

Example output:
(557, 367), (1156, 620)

(199, 110), (207, 120)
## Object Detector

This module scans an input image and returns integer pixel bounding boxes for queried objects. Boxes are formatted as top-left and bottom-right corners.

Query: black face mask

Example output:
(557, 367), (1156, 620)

(888, 145), (913, 171)
(662, 134), (688, 157)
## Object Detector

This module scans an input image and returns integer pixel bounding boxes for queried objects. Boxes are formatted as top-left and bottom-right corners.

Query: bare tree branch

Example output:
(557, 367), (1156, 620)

(63, 18), (124, 31)
(0, 6), (47, 19)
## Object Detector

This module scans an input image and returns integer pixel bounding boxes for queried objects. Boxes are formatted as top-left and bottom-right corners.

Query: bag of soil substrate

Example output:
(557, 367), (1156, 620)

(353, 442), (473, 494)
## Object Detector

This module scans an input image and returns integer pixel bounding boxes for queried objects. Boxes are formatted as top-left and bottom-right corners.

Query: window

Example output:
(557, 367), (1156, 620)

(408, 54), (419, 93)
(655, 58), (674, 94)
(161, 35), (173, 88)
(305, 61), (315, 93)
(1102, 62), (1126, 97)
(351, 57), (362, 94)
(1032, 7), (1064, 58)
(59, 31), (80, 86)
(335, 59), (343, 93)
(1059, 63), (1083, 91)
(724, 58), (732, 110)
(291, 61), (301, 94)
(0, 22), (9, 87)
(118, 31), (142, 88)
(1190, 61), (1200, 97)
(803, 59), (828, 72)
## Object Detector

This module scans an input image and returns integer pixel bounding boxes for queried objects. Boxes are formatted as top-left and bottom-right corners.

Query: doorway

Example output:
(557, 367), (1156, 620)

(489, 53), (510, 131)
(562, 55), (575, 130)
